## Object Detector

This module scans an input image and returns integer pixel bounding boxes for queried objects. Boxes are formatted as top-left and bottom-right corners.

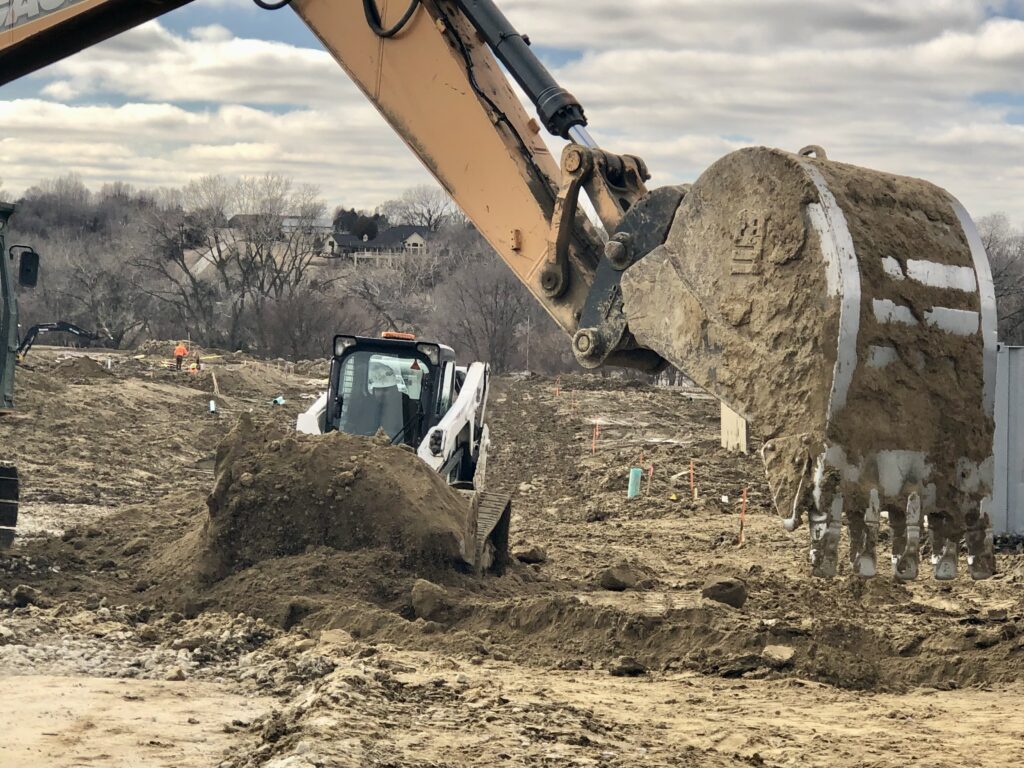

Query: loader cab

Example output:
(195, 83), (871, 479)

(324, 333), (458, 448)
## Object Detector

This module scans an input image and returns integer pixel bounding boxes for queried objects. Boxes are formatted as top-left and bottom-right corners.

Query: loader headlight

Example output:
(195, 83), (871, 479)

(429, 429), (444, 456)
(416, 343), (440, 366)
(333, 335), (357, 357)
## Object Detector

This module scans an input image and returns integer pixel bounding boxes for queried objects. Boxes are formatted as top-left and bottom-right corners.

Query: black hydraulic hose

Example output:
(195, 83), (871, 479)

(364, 0), (421, 38)
(431, 4), (556, 208)
(453, 0), (587, 139)
(252, 1), (291, 9)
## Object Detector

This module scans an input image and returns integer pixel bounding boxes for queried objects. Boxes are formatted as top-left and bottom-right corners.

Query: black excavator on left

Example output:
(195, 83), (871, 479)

(1, 202), (42, 548)
(16, 321), (105, 362)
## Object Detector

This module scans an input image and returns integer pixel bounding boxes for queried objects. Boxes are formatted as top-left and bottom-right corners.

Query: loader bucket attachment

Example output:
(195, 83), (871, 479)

(0, 465), (17, 549)
(621, 147), (997, 580)
(469, 491), (511, 575)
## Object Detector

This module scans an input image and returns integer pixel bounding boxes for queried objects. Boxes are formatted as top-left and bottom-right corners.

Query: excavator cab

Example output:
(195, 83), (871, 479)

(321, 333), (457, 448)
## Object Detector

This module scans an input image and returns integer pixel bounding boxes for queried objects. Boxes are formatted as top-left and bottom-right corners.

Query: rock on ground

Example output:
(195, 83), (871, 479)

(513, 546), (547, 564)
(608, 656), (647, 676)
(701, 577), (748, 609)
(762, 645), (795, 668)
(410, 579), (453, 622)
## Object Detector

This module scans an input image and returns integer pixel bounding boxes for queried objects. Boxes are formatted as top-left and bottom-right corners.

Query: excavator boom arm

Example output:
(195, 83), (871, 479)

(2, 0), (603, 335)
(0, 0), (193, 82)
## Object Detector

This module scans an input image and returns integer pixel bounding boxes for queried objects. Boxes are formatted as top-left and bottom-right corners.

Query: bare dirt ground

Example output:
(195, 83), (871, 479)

(1, 346), (1023, 767)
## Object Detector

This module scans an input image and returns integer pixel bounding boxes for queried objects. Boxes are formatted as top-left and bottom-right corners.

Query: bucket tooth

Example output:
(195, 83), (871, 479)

(809, 491), (842, 578)
(930, 513), (959, 581)
(965, 505), (995, 581)
(850, 490), (880, 578)
(892, 493), (921, 581)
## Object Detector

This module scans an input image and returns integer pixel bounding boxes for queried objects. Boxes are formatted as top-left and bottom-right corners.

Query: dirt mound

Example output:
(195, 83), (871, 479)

(292, 359), (329, 378)
(192, 414), (471, 581)
(53, 355), (111, 382)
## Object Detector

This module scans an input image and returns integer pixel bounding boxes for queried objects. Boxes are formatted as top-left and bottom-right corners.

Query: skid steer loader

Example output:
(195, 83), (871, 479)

(298, 332), (510, 572)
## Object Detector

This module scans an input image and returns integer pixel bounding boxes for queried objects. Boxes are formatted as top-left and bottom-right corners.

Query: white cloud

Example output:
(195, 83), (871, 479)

(35, 21), (339, 107)
(1, 4), (1023, 222)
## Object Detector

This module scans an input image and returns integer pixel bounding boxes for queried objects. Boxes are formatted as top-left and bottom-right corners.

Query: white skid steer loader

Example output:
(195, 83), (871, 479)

(298, 332), (511, 572)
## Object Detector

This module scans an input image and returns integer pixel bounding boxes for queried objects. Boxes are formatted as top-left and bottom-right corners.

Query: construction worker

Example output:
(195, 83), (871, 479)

(368, 360), (407, 440)
(173, 341), (188, 371)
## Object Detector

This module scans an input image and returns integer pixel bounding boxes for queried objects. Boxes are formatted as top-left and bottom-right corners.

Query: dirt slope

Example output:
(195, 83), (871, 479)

(1, 347), (1023, 767)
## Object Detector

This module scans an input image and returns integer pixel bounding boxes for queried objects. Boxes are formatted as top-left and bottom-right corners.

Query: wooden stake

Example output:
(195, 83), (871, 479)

(690, 460), (697, 500)
(739, 487), (748, 546)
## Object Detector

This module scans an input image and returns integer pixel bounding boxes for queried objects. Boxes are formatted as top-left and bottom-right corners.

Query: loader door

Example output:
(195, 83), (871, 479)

(330, 348), (434, 447)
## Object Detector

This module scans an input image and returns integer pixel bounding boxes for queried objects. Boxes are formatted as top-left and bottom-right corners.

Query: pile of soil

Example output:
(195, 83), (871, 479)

(54, 355), (111, 383)
(191, 415), (471, 582)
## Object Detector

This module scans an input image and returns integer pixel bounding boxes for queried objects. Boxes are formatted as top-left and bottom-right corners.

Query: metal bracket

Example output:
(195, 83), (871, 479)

(541, 144), (651, 300)
(583, 150), (649, 233)
(540, 146), (593, 298)
(571, 184), (687, 370)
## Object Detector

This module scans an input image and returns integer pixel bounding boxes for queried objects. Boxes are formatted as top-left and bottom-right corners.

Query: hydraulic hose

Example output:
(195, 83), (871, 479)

(363, 0), (421, 38)
(452, 0), (587, 140)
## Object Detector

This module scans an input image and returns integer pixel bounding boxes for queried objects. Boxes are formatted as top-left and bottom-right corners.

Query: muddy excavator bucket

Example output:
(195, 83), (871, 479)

(621, 147), (997, 581)
(0, 464), (17, 549)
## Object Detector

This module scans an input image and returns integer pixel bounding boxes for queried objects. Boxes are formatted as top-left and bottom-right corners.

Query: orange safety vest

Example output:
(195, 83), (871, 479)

(174, 345), (188, 357)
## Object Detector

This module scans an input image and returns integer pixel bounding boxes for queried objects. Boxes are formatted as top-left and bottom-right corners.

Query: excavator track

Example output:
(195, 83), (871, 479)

(0, 465), (18, 550)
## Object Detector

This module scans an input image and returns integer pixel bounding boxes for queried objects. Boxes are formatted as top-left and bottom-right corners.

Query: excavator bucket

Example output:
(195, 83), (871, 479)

(0, 465), (18, 549)
(622, 147), (997, 580)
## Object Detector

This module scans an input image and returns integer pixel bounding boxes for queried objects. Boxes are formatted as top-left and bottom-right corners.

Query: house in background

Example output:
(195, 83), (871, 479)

(333, 225), (430, 267)
(226, 214), (333, 237)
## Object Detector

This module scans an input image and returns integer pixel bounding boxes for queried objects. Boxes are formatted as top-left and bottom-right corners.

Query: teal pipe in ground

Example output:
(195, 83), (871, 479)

(628, 467), (643, 498)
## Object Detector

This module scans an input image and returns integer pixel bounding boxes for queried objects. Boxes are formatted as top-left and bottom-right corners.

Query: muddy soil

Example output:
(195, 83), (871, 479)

(1, 347), (1023, 767)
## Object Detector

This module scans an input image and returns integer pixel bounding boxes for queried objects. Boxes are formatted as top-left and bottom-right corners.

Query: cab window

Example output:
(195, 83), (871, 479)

(333, 350), (430, 445)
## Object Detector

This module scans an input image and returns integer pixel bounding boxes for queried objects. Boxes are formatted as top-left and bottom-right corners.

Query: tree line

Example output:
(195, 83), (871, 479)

(8, 172), (1023, 372)
(2, 174), (574, 372)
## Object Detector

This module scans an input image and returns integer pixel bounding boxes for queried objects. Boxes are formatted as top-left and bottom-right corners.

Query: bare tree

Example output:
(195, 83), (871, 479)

(260, 285), (375, 360)
(138, 176), (240, 346)
(343, 255), (440, 333)
(979, 214), (1024, 345)
(138, 174), (329, 350)
(59, 232), (154, 347)
(432, 253), (529, 372)
(239, 177), (327, 302)
(17, 174), (95, 234)
(379, 184), (455, 232)
(231, 175), (328, 348)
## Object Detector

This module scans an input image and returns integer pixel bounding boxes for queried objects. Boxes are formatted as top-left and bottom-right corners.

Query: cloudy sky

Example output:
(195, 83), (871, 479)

(3, 0), (1024, 220)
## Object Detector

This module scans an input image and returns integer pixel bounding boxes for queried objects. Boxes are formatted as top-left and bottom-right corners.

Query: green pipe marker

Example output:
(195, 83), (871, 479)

(628, 467), (643, 499)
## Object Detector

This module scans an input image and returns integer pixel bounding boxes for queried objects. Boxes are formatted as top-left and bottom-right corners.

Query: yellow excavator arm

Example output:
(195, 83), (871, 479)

(2, 0), (614, 340)
(1, 0), (1002, 581)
